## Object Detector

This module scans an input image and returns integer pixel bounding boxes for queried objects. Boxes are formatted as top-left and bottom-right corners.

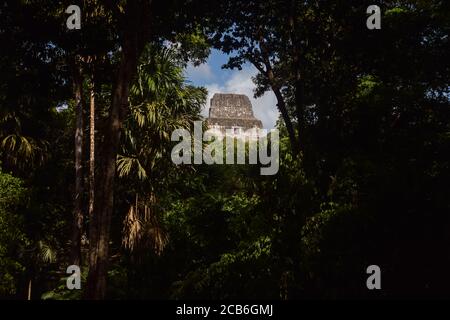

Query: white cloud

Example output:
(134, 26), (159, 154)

(185, 62), (215, 82)
(203, 65), (278, 129)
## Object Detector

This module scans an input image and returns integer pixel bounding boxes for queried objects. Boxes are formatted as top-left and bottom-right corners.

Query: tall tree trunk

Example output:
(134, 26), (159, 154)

(272, 86), (299, 156)
(85, 39), (143, 300)
(27, 279), (32, 300)
(264, 61), (299, 155)
(86, 62), (95, 289)
(292, 49), (304, 152)
(251, 37), (299, 156)
(84, 0), (152, 299)
(70, 60), (84, 266)
(88, 67), (95, 249)
(288, 0), (304, 152)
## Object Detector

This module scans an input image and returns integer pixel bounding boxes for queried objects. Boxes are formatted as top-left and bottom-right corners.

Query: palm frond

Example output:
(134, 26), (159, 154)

(37, 240), (57, 264)
(122, 194), (168, 256)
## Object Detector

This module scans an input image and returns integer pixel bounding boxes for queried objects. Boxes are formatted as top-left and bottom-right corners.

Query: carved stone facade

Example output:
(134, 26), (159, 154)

(206, 93), (263, 139)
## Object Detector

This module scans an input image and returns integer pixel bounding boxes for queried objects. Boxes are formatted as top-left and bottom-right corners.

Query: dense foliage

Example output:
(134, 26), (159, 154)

(0, 0), (448, 299)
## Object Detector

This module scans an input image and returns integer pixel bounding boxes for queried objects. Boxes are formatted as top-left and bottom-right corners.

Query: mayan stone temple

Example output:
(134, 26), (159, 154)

(206, 93), (263, 139)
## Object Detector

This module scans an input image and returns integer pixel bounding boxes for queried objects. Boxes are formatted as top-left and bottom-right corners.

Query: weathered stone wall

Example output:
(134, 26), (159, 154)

(207, 118), (262, 128)
(209, 93), (255, 119)
(207, 93), (263, 131)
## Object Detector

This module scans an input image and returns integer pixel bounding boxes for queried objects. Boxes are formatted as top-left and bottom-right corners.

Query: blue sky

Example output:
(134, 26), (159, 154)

(184, 49), (278, 129)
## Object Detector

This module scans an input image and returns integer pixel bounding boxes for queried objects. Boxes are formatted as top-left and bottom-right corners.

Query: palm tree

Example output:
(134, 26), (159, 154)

(117, 45), (207, 255)
(24, 240), (57, 300)
(0, 111), (48, 170)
